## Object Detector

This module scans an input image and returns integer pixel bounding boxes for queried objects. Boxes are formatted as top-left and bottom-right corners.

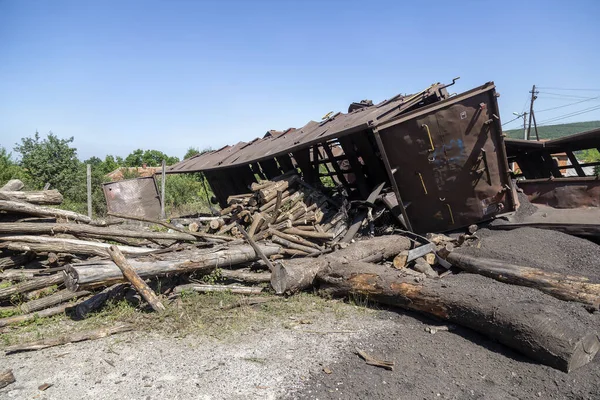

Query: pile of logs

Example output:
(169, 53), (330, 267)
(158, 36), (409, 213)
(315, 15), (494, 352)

(207, 172), (349, 255)
(1, 176), (599, 375)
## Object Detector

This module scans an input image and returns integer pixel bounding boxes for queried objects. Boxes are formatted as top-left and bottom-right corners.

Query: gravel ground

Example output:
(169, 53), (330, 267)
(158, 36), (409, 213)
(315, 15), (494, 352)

(2, 302), (599, 400)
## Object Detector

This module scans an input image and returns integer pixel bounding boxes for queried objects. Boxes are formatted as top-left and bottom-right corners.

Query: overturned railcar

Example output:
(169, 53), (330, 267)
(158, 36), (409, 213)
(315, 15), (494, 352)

(168, 80), (516, 234)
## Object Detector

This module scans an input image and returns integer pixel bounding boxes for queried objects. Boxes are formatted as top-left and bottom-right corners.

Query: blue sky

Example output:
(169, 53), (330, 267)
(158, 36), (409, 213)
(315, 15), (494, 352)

(1, 0), (599, 161)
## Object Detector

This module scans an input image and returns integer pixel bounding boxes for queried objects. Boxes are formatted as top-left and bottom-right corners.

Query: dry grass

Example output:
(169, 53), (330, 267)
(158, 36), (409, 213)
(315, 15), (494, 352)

(0, 291), (372, 348)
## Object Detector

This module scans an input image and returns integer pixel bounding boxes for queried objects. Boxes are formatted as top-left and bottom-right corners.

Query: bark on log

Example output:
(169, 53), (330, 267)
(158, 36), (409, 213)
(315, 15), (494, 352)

(0, 302), (73, 328)
(447, 253), (600, 309)
(271, 235), (411, 294)
(0, 190), (63, 205)
(75, 283), (128, 319)
(0, 252), (35, 269)
(173, 284), (264, 295)
(236, 223), (275, 271)
(19, 288), (90, 314)
(0, 222), (205, 242)
(0, 274), (64, 301)
(283, 227), (334, 240)
(0, 179), (24, 191)
(64, 244), (281, 291)
(317, 261), (600, 372)
(107, 245), (166, 312)
(0, 370), (15, 389)
(271, 235), (321, 255)
(0, 200), (106, 225)
(107, 212), (233, 242)
(219, 269), (271, 284)
(0, 236), (158, 258)
(4, 323), (133, 354)
(269, 228), (322, 250)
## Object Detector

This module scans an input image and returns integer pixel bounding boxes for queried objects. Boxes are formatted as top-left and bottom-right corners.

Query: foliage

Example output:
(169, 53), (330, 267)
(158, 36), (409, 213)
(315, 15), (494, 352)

(158, 173), (213, 216)
(184, 146), (213, 160)
(13, 132), (80, 194)
(0, 146), (28, 187)
(582, 148), (600, 175)
(504, 120), (600, 140)
(124, 149), (179, 167)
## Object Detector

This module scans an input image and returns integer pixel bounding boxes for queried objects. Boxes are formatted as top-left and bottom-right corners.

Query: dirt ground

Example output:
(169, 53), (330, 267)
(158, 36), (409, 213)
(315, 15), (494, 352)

(1, 295), (599, 400)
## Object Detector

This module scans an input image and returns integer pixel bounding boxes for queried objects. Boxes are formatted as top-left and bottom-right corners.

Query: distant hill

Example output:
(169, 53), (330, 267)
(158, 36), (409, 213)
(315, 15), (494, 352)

(504, 120), (600, 140)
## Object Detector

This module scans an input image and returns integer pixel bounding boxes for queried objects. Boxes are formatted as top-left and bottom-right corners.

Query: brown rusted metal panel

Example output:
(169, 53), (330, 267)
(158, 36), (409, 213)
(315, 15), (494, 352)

(376, 83), (515, 233)
(102, 177), (161, 219)
(166, 84), (451, 174)
(517, 177), (600, 209)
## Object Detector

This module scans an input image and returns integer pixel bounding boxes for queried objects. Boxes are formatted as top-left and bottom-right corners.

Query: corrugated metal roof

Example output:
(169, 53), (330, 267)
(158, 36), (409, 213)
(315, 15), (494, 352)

(168, 83), (447, 173)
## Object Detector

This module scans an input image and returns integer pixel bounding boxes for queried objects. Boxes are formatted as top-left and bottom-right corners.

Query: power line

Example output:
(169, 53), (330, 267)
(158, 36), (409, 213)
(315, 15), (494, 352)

(501, 116), (522, 126)
(536, 96), (600, 113)
(536, 87), (600, 91)
(537, 92), (598, 100)
(536, 104), (600, 125)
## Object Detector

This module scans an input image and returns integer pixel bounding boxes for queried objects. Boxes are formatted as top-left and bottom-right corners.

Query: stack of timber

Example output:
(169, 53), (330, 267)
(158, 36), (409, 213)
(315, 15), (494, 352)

(0, 180), (280, 333)
(207, 172), (348, 256)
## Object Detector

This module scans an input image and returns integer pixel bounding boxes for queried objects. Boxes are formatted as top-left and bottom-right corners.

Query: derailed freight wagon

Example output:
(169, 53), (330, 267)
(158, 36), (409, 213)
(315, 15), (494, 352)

(168, 80), (516, 234)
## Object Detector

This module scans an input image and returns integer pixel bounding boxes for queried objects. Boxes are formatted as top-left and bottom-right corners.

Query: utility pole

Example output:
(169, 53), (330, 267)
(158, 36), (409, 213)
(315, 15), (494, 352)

(513, 111), (528, 140)
(526, 85), (539, 141)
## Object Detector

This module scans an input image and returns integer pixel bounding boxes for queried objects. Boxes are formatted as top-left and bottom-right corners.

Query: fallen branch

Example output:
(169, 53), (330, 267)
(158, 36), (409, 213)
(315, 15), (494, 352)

(5, 323), (133, 354)
(174, 284), (264, 295)
(107, 246), (165, 312)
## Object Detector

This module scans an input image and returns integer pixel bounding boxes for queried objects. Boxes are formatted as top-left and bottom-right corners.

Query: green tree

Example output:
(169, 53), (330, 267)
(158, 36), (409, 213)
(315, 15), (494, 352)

(14, 132), (80, 194)
(0, 146), (27, 187)
(124, 149), (179, 167)
(582, 149), (600, 175)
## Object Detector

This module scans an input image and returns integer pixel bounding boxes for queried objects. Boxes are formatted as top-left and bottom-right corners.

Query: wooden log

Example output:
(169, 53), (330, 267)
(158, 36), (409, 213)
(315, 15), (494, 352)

(0, 190), (63, 205)
(4, 323), (133, 354)
(0, 236), (158, 258)
(317, 260), (600, 372)
(64, 244), (281, 291)
(219, 269), (271, 284)
(107, 246), (165, 312)
(19, 288), (90, 314)
(0, 268), (41, 280)
(107, 212), (234, 242)
(247, 212), (265, 238)
(412, 257), (438, 278)
(0, 252), (35, 269)
(258, 175), (298, 202)
(209, 218), (225, 230)
(0, 200), (106, 225)
(0, 274), (64, 301)
(236, 223), (275, 271)
(270, 230), (321, 251)
(271, 235), (411, 294)
(283, 227), (334, 240)
(75, 283), (128, 319)
(447, 253), (600, 309)
(0, 222), (205, 242)
(0, 179), (24, 191)
(269, 190), (284, 223)
(259, 188), (296, 213)
(0, 302), (72, 328)
(173, 284), (264, 295)
(281, 248), (310, 257)
(0, 369), (15, 389)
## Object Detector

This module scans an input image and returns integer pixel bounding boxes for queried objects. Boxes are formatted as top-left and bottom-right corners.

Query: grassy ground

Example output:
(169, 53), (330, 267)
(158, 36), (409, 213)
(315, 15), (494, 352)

(0, 291), (374, 348)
